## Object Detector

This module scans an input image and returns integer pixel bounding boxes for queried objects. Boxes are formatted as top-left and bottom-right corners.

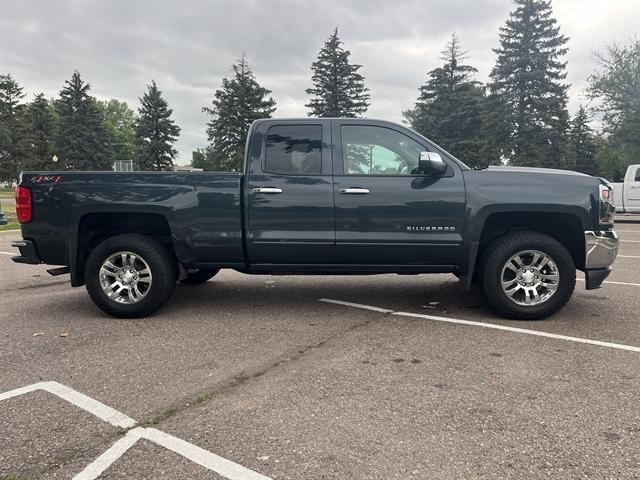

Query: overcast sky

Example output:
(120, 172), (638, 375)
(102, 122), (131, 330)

(1, 0), (638, 164)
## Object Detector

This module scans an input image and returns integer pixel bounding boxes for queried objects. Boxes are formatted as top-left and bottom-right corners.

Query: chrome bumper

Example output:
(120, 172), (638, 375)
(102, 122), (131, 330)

(585, 230), (619, 269)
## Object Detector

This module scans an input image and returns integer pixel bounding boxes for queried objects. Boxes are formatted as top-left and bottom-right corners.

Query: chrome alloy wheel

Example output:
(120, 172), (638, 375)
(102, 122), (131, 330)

(500, 250), (559, 306)
(99, 251), (152, 304)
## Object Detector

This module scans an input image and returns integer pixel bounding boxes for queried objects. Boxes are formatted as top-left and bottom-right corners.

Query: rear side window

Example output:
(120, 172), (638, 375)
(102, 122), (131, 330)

(265, 125), (322, 175)
(635, 168), (640, 181)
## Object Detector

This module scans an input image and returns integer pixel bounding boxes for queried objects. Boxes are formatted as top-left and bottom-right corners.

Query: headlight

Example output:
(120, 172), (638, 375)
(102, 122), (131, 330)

(599, 184), (614, 224)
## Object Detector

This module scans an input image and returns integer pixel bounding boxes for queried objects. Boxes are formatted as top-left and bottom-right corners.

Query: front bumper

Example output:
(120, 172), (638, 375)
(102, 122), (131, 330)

(584, 230), (619, 290)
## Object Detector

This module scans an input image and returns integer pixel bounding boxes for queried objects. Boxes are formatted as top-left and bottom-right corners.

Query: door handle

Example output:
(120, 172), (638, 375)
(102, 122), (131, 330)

(252, 187), (283, 194)
(339, 188), (370, 195)
(631, 185), (640, 189)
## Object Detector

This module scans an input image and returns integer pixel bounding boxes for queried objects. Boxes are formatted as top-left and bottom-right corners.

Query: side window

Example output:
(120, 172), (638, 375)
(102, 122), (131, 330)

(341, 125), (425, 175)
(265, 125), (322, 175)
(634, 167), (640, 182)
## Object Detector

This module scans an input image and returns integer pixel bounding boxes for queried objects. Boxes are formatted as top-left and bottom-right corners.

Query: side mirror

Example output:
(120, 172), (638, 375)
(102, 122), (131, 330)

(418, 152), (447, 175)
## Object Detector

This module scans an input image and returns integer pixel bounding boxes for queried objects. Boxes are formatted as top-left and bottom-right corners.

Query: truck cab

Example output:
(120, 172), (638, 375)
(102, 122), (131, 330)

(245, 118), (465, 270)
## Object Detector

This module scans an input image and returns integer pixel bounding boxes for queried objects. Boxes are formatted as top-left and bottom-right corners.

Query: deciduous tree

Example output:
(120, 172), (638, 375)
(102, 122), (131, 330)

(588, 40), (640, 181)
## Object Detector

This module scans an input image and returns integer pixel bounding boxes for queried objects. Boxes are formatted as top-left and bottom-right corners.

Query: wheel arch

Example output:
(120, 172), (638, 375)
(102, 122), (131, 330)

(464, 210), (585, 288)
(71, 212), (176, 286)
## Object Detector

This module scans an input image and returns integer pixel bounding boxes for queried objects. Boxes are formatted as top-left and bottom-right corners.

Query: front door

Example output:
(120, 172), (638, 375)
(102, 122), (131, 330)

(246, 121), (334, 266)
(332, 122), (466, 267)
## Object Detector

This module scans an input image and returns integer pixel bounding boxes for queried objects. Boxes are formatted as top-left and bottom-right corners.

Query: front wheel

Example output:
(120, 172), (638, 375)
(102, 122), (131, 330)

(480, 231), (575, 320)
(85, 234), (176, 318)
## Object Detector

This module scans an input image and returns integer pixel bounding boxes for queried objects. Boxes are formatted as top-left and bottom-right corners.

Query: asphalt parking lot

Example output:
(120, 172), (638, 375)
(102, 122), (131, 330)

(1, 220), (639, 479)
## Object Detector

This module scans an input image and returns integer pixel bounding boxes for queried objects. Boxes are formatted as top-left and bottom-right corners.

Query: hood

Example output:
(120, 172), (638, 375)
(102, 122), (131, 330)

(486, 166), (590, 178)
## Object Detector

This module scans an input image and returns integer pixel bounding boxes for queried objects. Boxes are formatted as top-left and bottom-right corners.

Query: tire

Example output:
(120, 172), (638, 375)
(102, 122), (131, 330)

(85, 234), (176, 318)
(179, 268), (220, 285)
(479, 231), (575, 320)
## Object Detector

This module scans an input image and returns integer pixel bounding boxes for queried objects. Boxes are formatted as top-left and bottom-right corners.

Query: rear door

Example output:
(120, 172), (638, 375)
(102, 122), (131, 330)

(332, 121), (466, 268)
(246, 120), (334, 266)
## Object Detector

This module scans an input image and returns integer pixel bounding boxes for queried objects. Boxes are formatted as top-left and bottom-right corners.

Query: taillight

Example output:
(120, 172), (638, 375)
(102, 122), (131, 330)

(15, 186), (32, 223)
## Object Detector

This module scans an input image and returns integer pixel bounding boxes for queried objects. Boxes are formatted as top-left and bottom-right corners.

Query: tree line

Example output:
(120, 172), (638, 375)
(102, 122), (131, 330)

(1, 0), (638, 183)
(0, 72), (180, 183)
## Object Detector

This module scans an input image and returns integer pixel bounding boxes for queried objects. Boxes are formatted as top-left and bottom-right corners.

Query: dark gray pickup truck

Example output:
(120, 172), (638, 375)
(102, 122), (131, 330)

(11, 118), (619, 319)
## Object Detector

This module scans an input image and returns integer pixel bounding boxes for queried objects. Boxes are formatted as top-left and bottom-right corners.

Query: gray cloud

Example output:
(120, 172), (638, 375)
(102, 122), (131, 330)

(1, 0), (638, 164)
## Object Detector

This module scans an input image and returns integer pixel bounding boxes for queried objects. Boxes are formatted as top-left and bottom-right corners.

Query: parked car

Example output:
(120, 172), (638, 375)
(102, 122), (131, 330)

(610, 164), (640, 214)
(11, 118), (618, 320)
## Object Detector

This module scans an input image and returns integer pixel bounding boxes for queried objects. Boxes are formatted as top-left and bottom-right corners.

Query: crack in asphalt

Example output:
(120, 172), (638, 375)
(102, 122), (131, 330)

(141, 310), (383, 427)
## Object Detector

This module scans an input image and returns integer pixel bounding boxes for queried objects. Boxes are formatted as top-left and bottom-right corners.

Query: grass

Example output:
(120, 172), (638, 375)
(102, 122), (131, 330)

(0, 187), (14, 199)
(0, 201), (19, 231)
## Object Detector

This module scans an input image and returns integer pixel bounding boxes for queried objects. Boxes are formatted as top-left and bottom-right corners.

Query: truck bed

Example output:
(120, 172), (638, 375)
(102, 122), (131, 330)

(19, 171), (245, 274)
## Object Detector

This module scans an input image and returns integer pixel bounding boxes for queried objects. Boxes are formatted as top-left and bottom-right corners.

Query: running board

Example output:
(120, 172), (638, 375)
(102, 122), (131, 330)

(47, 266), (70, 276)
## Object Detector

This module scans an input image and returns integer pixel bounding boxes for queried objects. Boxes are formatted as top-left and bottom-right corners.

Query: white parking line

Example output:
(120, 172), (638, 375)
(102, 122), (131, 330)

(73, 428), (144, 480)
(319, 298), (640, 353)
(0, 251), (13, 255)
(618, 255), (640, 259)
(0, 381), (136, 428)
(621, 240), (640, 243)
(0, 381), (272, 480)
(74, 427), (271, 480)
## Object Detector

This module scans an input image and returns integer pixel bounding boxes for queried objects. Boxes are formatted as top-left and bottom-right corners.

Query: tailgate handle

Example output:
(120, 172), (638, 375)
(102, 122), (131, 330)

(252, 187), (283, 194)
(339, 188), (370, 195)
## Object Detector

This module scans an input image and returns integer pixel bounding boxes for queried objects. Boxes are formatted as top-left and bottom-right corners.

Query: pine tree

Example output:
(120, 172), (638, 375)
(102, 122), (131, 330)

(23, 93), (58, 171)
(55, 71), (110, 170)
(306, 28), (370, 117)
(134, 81), (181, 171)
(203, 54), (276, 171)
(404, 34), (489, 168)
(488, 0), (572, 168)
(569, 106), (599, 176)
(0, 74), (27, 183)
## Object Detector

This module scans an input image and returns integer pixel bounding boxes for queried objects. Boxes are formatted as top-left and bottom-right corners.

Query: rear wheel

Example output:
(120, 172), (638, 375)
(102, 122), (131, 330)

(480, 231), (575, 320)
(85, 234), (176, 318)
(179, 268), (220, 285)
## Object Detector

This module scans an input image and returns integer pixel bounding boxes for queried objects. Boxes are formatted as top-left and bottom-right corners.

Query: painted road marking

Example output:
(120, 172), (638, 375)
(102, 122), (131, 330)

(621, 240), (640, 243)
(0, 381), (272, 480)
(319, 298), (640, 353)
(0, 251), (14, 255)
(74, 427), (271, 480)
(576, 278), (640, 287)
(73, 428), (144, 480)
(0, 381), (136, 428)
(618, 255), (640, 258)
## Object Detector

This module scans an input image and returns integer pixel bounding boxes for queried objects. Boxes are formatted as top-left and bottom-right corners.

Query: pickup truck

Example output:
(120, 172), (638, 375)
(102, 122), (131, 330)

(611, 164), (640, 214)
(11, 118), (619, 320)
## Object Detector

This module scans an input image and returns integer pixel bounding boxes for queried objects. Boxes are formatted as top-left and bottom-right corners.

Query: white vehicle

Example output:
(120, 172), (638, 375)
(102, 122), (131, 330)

(611, 164), (640, 214)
